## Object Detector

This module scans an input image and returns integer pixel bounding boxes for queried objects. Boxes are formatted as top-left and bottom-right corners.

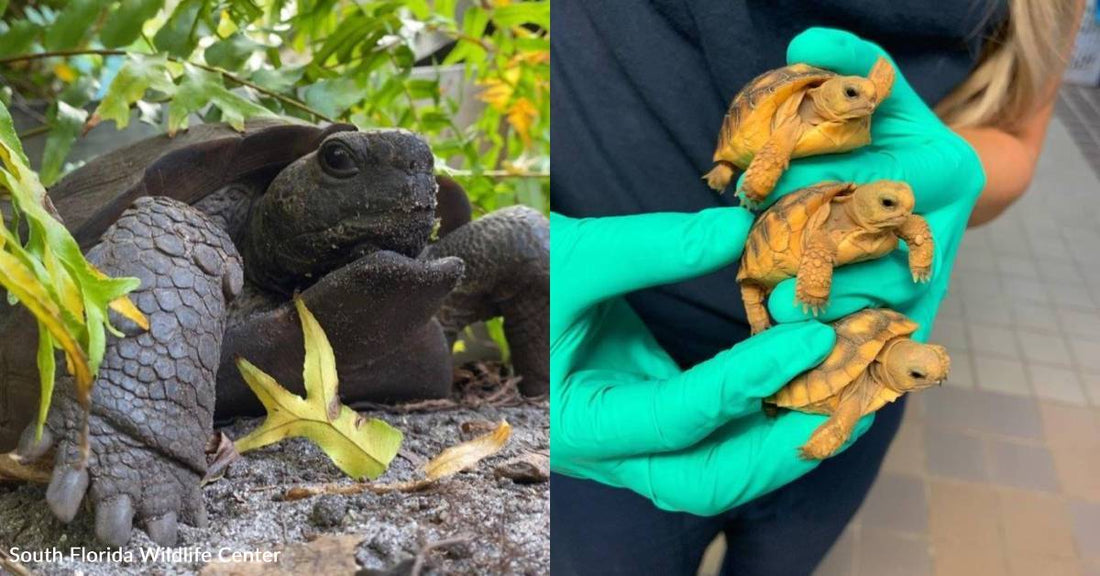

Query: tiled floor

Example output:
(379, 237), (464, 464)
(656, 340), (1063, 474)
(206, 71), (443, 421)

(809, 98), (1100, 576)
(700, 89), (1100, 576)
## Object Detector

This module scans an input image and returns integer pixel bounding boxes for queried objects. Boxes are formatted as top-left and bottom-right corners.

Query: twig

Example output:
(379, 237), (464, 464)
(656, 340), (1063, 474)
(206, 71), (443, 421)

(410, 535), (473, 576)
(0, 548), (36, 576)
(0, 49), (335, 123)
(16, 125), (50, 140)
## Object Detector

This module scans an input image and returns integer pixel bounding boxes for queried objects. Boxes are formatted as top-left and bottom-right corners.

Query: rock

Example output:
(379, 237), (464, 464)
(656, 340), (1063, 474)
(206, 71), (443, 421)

(310, 496), (348, 529)
(493, 453), (549, 484)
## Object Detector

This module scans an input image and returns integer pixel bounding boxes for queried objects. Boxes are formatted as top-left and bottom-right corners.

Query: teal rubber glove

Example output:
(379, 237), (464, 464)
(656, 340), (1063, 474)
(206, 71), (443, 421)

(740, 28), (986, 341)
(550, 208), (872, 516)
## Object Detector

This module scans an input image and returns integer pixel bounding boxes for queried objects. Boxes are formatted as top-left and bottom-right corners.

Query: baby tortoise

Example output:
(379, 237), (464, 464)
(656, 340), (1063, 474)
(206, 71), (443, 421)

(737, 181), (933, 334)
(704, 58), (894, 207)
(765, 308), (949, 460)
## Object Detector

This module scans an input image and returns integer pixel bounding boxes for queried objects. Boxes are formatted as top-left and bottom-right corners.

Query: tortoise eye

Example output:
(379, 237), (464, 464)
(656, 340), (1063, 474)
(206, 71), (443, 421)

(909, 370), (925, 379)
(844, 86), (859, 99)
(881, 197), (896, 208)
(320, 142), (358, 178)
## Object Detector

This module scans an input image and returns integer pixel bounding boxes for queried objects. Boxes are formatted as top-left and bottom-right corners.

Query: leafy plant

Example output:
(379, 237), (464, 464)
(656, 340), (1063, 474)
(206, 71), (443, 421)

(0, 0), (549, 214)
(0, 98), (146, 440)
(234, 299), (403, 480)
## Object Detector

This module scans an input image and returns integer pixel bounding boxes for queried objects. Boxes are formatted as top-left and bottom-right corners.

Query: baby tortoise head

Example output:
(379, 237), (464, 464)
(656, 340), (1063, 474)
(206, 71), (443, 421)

(846, 180), (915, 230)
(244, 129), (437, 294)
(810, 57), (894, 120)
(880, 340), (950, 393)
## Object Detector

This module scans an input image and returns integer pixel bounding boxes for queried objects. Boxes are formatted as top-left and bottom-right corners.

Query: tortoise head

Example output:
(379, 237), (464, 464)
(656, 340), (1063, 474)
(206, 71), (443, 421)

(811, 57), (894, 120)
(243, 129), (437, 294)
(849, 180), (915, 230)
(880, 340), (950, 393)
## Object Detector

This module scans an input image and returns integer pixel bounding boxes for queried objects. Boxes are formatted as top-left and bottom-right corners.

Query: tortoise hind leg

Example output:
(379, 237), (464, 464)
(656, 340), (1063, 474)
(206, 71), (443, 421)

(426, 206), (549, 396)
(703, 161), (737, 192)
(740, 281), (772, 335)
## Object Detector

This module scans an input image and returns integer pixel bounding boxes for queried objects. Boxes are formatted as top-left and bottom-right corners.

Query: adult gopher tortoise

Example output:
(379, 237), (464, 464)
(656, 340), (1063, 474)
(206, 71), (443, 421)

(0, 119), (549, 546)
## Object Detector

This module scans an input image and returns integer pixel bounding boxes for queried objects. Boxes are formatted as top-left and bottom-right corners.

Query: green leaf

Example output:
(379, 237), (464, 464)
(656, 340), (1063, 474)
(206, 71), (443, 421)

(302, 77), (362, 119)
(0, 20), (40, 57)
(249, 66), (304, 93)
(100, 0), (165, 48)
(204, 32), (262, 70)
(167, 65), (274, 134)
(40, 101), (88, 187)
(34, 321), (55, 441)
(153, 0), (208, 58)
(491, 2), (550, 29)
(91, 54), (175, 130)
(45, 0), (109, 50)
(234, 299), (403, 480)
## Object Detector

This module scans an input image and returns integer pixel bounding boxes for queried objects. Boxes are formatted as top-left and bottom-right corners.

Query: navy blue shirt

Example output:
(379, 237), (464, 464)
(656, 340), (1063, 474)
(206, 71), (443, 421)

(551, 0), (1006, 367)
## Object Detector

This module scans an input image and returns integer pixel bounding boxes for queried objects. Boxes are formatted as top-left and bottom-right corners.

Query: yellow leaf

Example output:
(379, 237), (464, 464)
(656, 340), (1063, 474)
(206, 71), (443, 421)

(423, 420), (511, 481)
(507, 98), (538, 146)
(477, 78), (513, 112)
(52, 63), (76, 83)
(233, 300), (403, 480)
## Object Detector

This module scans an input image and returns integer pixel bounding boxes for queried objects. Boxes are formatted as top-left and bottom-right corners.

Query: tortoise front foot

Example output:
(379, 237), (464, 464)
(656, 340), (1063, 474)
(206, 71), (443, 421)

(911, 265), (932, 283)
(794, 288), (828, 317)
(736, 191), (763, 212)
(38, 197), (242, 546)
(703, 163), (735, 192)
(799, 420), (851, 460)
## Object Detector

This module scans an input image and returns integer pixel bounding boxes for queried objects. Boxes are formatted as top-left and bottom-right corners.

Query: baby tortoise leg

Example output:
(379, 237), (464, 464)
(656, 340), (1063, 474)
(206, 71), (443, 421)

(426, 206), (549, 396)
(739, 112), (801, 208)
(800, 375), (873, 460)
(795, 231), (838, 316)
(740, 281), (772, 335)
(26, 197), (242, 547)
(897, 214), (934, 282)
(703, 161), (737, 192)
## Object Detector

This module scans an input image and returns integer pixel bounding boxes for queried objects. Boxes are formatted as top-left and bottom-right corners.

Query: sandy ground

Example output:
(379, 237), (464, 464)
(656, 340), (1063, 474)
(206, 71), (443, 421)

(0, 396), (549, 575)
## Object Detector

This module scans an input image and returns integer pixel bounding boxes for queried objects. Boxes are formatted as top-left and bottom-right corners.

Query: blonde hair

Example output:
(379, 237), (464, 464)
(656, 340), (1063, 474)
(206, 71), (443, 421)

(935, 0), (1079, 130)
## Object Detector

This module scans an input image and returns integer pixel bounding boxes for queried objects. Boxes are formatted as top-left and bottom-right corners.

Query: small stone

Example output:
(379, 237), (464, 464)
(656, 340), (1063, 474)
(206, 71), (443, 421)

(310, 496), (348, 529)
(493, 453), (549, 484)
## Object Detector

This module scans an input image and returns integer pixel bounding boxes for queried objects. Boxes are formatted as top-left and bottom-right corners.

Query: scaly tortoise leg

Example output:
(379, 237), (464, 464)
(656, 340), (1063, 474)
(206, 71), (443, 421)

(739, 114), (801, 208)
(703, 161), (737, 192)
(740, 281), (772, 335)
(425, 206), (549, 396)
(24, 197), (243, 547)
(795, 230), (838, 316)
(897, 214), (934, 282)
(800, 375), (873, 460)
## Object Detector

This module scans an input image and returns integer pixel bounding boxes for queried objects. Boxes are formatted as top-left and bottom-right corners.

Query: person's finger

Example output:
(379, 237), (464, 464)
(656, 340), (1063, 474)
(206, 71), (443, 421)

(785, 27), (930, 120)
(614, 412), (876, 516)
(552, 208), (754, 327)
(739, 142), (977, 213)
(767, 251), (927, 324)
(555, 321), (835, 460)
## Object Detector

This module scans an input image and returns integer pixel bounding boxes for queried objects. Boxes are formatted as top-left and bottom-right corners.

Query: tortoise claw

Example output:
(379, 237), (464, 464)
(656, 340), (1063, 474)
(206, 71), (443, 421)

(912, 268), (931, 283)
(736, 190), (763, 212)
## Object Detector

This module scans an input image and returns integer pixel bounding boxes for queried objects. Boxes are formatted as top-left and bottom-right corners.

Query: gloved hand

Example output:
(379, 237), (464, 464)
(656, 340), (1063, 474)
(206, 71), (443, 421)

(741, 28), (986, 341)
(550, 209), (872, 516)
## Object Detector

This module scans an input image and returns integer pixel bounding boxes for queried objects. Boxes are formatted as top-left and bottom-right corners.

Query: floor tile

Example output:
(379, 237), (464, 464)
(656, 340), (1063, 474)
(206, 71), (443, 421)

(1018, 332), (1075, 367)
(1071, 499), (1100, 562)
(969, 324), (1020, 357)
(812, 525), (854, 576)
(1052, 445), (1100, 503)
(1007, 554), (1083, 576)
(927, 480), (1002, 548)
(1072, 340), (1100, 372)
(1050, 282), (1098, 310)
(922, 388), (1044, 440)
(932, 540), (1008, 576)
(856, 531), (931, 576)
(1082, 372), (1100, 407)
(930, 319), (968, 351)
(859, 473), (929, 535)
(1029, 365), (1089, 405)
(973, 355), (1032, 396)
(997, 255), (1040, 279)
(1002, 277), (1052, 305)
(987, 439), (1060, 492)
(1038, 259), (1088, 284)
(882, 419), (926, 477)
(1058, 308), (1100, 340)
(1000, 489), (1078, 557)
(962, 293), (1013, 326)
(942, 351), (974, 389)
(1039, 402), (1100, 450)
(924, 428), (986, 482)
(1016, 302), (1062, 333)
